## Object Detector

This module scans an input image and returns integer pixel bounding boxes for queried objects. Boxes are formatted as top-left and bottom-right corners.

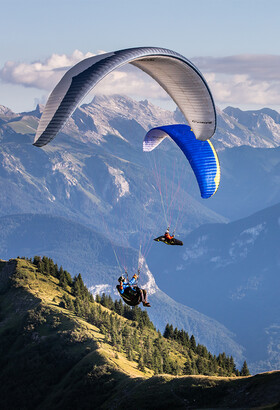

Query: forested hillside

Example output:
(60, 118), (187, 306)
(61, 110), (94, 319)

(0, 257), (279, 409)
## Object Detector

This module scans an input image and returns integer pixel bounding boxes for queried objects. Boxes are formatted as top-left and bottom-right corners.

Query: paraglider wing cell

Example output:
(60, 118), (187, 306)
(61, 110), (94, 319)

(144, 124), (220, 198)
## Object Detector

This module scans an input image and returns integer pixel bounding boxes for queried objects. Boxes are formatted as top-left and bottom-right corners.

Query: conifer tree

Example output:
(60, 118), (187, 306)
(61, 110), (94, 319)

(37, 260), (44, 274)
(137, 353), (145, 372)
(63, 270), (72, 286)
(183, 359), (193, 375)
(114, 299), (124, 316)
(58, 266), (64, 281)
(33, 255), (41, 266)
(42, 256), (50, 275)
(72, 274), (84, 298)
(240, 360), (250, 376)
(190, 334), (196, 351)
(127, 347), (134, 361)
(163, 323), (172, 338)
(54, 263), (59, 277)
(196, 357), (206, 374)
(95, 294), (101, 304)
(47, 258), (56, 277)
(59, 271), (68, 290)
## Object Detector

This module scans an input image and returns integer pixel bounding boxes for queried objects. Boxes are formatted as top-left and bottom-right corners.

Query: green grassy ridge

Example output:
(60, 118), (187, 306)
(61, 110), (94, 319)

(113, 371), (280, 409)
(30, 255), (242, 377)
(13, 257), (238, 378)
(0, 258), (279, 409)
(27, 256), (244, 376)
(0, 258), (146, 409)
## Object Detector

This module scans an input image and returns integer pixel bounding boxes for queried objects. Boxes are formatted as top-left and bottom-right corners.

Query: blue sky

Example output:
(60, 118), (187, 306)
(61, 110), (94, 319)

(1, 0), (280, 112)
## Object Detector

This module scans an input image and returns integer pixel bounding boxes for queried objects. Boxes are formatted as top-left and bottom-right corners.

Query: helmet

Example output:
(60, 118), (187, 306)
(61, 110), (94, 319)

(118, 276), (125, 282)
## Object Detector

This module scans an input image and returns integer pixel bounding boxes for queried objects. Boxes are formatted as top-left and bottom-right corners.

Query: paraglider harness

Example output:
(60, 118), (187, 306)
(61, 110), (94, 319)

(116, 269), (142, 306)
(154, 227), (183, 246)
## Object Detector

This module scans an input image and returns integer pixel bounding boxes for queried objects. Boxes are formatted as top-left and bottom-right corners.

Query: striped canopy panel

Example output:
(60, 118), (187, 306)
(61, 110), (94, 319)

(34, 47), (216, 147)
(143, 124), (220, 198)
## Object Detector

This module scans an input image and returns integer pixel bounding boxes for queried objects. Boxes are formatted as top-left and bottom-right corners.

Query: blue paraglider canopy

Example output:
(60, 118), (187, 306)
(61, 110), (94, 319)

(143, 124), (220, 198)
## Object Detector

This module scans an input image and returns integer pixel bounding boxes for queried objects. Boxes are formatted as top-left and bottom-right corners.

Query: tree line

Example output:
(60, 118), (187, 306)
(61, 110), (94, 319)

(22, 255), (250, 376)
(163, 323), (250, 376)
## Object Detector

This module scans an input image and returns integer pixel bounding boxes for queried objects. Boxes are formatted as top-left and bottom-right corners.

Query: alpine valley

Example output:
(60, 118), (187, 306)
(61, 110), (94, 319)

(1, 94), (280, 374)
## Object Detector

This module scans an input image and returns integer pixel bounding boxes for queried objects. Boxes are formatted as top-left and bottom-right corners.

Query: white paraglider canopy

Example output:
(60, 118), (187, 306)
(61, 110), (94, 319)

(34, 47), (216, 147)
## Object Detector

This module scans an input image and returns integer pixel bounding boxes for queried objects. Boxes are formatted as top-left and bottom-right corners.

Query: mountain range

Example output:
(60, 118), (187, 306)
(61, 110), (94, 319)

(149, 202), (280, 373)
(1, 94), (280, 373)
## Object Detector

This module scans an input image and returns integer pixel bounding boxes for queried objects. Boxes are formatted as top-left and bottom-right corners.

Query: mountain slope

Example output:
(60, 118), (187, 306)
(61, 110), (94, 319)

(0, 213), (244, 363)
(202, 145), (280, 219)
(0, 258), (279, 410)
(150, 202), (280, 373)
(0, 258), (149, 410)
(0, 95), (226, 241)
(175, 104), (280, 150)
(2, 96), (280, 227)
(224, 106), (280, 147)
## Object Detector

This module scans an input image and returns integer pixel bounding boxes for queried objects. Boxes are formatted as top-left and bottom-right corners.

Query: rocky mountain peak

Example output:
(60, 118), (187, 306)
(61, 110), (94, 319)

(221, 106), (280, 148)
(2, 95), (280, 150)
(0, 105), (13, 115)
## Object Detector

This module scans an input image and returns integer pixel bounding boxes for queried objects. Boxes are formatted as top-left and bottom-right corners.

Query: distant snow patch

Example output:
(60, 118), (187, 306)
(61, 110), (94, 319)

(222, 115), (235, 129)
(107, 165), (129, 201)
(89, 283), (111, 296)
(183, 235), (208, 261)
(241, 223), (265, 240)
(44, 186), (56, 202)
(230, 275), (263, 300)
(139, 255), (158, 295)
(2, 153), (25, 175)
(229, 223), (265, 260)
(210, 256), (221, 263)
(52, 153), (81, 186)
(265, 324), (280, 363)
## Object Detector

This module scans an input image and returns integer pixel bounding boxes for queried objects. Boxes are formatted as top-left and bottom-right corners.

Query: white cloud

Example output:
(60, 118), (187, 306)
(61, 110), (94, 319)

(194, 55), (280, 108)
(93, 67), (167, 100)
(208, 74), (280, 107)
(2, 51), (280, 110)
(193, 55), (280, 81)
(0, 49), (167, 101)
(0, 50), (95, 90)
